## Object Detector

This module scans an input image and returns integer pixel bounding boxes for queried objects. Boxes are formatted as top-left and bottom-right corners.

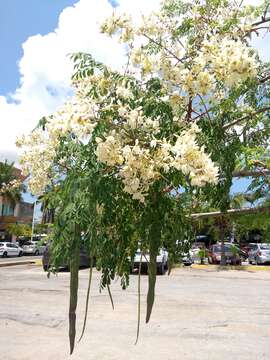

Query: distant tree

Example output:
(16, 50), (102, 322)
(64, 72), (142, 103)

(6, 223), (32, 238)
(0, 160), (25, 204)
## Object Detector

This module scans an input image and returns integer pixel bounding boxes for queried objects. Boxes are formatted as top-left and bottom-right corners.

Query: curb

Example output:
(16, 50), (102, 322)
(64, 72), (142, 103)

(0, 259), (42, 268)
(191, 264), (270, 271)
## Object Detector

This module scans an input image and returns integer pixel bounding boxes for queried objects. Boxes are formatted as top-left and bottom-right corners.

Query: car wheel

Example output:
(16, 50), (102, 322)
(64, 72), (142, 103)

(248, 260), (252, 264)
(34, 250), (39, 256)
(157, 263), (165, 275)
(18, 251), (23, 257)
(2, 251), (7, 258)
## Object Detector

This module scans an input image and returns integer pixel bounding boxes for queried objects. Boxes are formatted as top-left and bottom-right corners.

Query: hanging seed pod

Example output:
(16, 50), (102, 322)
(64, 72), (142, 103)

(69, 226), (80, 354)
(146, 249), (157, 323)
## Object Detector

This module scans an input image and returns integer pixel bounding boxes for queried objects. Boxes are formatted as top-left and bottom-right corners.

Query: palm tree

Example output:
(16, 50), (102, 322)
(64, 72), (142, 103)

(0, 160), (25, 205)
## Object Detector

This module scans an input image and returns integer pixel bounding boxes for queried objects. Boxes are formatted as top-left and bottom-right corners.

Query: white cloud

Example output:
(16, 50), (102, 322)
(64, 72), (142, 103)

(0, 0), (269, 164)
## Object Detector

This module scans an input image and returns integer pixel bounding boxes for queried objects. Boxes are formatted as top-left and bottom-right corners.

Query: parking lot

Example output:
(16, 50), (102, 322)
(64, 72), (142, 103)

(0, 264), (270, 360)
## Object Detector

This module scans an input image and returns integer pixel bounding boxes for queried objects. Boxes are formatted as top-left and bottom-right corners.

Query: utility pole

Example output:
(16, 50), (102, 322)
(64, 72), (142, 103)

(30, 200), (36, 241)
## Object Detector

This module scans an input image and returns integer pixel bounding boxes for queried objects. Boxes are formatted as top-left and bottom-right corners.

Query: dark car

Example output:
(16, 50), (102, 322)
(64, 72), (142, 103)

(42, 243), (91, 271)
(208, 243), (242, 265)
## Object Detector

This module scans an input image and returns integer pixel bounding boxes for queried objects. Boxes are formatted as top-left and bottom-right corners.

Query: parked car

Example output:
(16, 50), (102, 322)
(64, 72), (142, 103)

(182, 246), (202, 266)
(208, 243), (241, 265)
(248, 243), (270, 265)
(0, 242), (23, 258)
(22, 241), (47, 255)
(239, 244), (254, 260)
(42, 243), (91, 271)
(131, 249), (168, 275)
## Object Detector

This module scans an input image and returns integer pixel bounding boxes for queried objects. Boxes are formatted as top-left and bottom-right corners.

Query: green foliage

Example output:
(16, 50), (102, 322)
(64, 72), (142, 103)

(0, 160), (24, 203)
(6, 223), (32, 238)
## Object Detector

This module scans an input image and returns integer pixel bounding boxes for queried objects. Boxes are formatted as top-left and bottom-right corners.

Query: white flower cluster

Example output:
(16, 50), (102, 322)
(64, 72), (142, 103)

(100, 12), (134, 43)
(101, 2), (259, 99)
(95, 123), (218, 203)
(199, 37), (258, 88)
(17, 96), (99, 195)
(16, 129), (57, 195)
(47, 100), (98, 141)
(119, 106), (160, 132)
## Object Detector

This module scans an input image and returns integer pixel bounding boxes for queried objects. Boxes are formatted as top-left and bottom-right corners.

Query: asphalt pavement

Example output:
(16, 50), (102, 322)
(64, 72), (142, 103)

(0, 264), (270, 360)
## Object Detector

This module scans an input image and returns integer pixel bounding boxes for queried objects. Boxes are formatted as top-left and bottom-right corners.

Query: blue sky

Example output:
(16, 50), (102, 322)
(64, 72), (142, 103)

(0, 0), (78, 96)
(1, 0), (77, 208)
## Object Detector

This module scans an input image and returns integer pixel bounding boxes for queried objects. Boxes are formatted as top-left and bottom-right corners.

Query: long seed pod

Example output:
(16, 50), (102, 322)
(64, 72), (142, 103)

(78, 256), (94, 342)
(107, 284), (114, 310)
(135, 253), (142, 345)
(146, 250), (157, 323)
(168, 257), (173, 276)
(69, 226), (80, 355)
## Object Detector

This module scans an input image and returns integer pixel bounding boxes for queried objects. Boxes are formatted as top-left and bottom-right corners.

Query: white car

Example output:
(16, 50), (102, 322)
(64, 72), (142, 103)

(132, 249), (168, 275)
(182, 247), (202, 265)
(22, 241), (47, 255)
(248, 243), (270, 265)
(0, 242), (23, 258)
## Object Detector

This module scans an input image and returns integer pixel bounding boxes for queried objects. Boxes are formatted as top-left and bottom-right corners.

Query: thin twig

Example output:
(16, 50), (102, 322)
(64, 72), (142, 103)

(78, 257), (93, 342)
(251, 16), (270, 27)
(223, 106), (270, 130)
(142, 33), (187, 64)
(197, 94), (212, 123)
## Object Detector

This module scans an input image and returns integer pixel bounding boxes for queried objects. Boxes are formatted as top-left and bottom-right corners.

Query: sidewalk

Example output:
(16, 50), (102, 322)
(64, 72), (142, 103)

(0, 258), (41, 268)
(191, 263), (270, 271)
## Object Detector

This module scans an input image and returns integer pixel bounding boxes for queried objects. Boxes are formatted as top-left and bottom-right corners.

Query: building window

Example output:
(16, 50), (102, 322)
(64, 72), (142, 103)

(1, 203), (14, 216)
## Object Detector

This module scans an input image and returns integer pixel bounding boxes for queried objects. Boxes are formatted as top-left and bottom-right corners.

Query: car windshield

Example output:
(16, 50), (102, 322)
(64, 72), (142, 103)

(212, 245), (233, 252)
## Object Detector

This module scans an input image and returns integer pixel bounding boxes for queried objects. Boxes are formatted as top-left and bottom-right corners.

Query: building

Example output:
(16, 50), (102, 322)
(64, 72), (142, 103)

(0, 164), (34, 241)
(0, 197), (34, 241)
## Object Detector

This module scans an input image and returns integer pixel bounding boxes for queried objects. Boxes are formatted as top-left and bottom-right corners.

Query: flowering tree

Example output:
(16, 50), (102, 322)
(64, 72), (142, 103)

(17, 0), (270, 353)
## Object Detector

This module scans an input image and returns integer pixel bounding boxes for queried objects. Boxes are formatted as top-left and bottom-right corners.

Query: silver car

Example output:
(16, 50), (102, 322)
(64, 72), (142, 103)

(22, 241), (46, 255)
(248, 243), (270, 265)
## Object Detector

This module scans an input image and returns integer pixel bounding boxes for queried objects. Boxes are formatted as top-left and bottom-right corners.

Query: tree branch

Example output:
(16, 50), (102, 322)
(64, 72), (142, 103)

(142, 33), (187, 64)
(192, 75), (270, 122)
(197, 94), (212, 123)
(260, 74), (270, 84)
(232, 169), (270, 177)
(251, 16), (270, 27)
(223, 106), (270, 130)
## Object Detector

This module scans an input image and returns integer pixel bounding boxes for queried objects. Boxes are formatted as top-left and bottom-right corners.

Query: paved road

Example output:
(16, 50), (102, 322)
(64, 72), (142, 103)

(0, 265), (270, 360)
